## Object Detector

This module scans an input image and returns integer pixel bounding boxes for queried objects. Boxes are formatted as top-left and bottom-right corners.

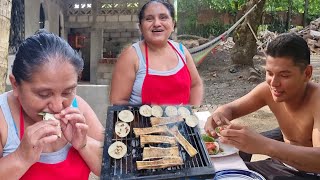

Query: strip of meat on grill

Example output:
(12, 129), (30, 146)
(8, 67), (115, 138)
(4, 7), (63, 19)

(133, 125), (169, 138)
(150, 115), (183, 126)
(142, 146), (180, 160)
(136, 157), (184, 170)
(140, 135), (177, 147)
(168, 126), (198, 157)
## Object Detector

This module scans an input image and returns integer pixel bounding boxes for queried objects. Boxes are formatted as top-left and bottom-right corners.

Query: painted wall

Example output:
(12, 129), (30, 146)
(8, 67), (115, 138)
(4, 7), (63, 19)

(24, 0), (64, 38)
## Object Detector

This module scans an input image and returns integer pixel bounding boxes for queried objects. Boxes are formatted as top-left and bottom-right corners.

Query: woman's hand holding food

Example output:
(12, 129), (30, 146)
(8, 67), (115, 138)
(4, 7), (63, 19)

(58, 107), (88, 151)
(205, 112), (230, 137)
(219, 124), (269, 155)
(15, 120), (61, 165)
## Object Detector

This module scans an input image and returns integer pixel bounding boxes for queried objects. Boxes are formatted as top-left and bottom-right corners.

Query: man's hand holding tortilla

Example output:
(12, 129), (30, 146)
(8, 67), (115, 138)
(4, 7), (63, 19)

(219, 123), (270, 155)
(205, 112), (231, 137)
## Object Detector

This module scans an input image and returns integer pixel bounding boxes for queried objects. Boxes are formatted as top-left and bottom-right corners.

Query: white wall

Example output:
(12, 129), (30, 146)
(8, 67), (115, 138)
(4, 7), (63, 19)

(24, 0), (64, 38)
(24, 0), (41, 38)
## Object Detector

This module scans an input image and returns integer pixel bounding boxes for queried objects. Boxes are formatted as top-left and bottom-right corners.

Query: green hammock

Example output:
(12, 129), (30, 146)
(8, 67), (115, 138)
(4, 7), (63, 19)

(188, 4), (258, 66)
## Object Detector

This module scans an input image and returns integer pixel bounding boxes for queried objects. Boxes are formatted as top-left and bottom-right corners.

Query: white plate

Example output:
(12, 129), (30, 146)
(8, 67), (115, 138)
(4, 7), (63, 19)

(214, 169), (266, 180)
(210, 141), (239, 158)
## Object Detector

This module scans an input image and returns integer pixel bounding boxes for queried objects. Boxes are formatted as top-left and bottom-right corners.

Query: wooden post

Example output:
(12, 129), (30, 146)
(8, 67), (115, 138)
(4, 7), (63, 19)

(0, 0), (12, 93)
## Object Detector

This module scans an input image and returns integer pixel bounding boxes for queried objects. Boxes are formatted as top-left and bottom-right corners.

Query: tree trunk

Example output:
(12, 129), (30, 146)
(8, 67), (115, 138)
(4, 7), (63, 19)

(231, 0), (266, 66)
(286, 0), (293, 30)
(234, 0), (239, 21)
(303, 0), (309, 27)
(0, 0), (12, 93)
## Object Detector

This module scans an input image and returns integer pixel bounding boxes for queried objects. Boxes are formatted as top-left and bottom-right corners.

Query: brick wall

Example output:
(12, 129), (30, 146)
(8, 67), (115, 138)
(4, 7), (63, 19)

(103, 28), (140, 58)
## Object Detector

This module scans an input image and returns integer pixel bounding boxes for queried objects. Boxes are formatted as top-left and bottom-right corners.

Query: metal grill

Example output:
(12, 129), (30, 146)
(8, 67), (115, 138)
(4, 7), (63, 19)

(101, 105), (215, 180)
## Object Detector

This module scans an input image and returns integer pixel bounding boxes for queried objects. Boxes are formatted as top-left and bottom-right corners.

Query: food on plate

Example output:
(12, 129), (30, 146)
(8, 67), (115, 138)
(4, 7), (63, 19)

(205, 142), (221, 155)
(177, 106), (191, 119)
(108, 141), (127, 159)
(142, 146), (180, 160)
(201, 134), (215, 142)
(215, 126), (226, 136)
(150, 115), (183, 126)
(185, 115), (199, 127)
(115, 122), (130, 137)
(140, 135), (177, 147)
(38, 112), (61, 138)
(168, 126), (198, 157)
(165, 106), (178, 117)
(133, 126), (169, 137)
(139, 105), (152, 117)
(136, 157), (184, 170)
(118, 110), (134, 122)
(151, 105), (163, 117)
(202, 134), (223, 155)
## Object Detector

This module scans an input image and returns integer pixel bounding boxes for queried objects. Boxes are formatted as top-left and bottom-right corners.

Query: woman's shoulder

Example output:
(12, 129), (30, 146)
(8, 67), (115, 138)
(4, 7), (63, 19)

(117, 45), (139, 62)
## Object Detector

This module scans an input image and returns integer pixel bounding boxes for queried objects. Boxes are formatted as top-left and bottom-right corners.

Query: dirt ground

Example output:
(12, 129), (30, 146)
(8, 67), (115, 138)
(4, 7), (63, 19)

(194, 49), (279, 133)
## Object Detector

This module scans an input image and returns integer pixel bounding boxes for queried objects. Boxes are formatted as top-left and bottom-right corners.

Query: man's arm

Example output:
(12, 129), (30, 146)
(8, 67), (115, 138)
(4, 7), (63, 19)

(252, 88), (320, 173)
(264, 139), (320, 173)
(205, 82), (268, 134)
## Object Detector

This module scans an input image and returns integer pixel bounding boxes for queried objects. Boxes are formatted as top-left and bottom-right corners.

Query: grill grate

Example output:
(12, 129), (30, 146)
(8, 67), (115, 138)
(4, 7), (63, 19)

(101, 105), (215, 180)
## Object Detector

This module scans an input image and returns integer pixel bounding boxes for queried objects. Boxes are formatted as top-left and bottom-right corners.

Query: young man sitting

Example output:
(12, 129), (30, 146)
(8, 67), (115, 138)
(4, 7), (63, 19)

(205, 33), (320, 180)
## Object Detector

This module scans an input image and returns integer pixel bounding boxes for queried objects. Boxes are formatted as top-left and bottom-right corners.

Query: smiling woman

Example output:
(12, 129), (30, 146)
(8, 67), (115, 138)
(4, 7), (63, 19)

(0, 30), (105, 179)
(110, 0), (203, 106)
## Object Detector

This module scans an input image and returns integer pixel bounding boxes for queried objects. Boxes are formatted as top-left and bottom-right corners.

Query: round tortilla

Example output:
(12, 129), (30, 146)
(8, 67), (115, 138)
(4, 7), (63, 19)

(108, 141), (127, 159)
(118, 110), (134, 122)
(178, 107), (191, 119)
(139, 105), (152, 117)
(115, 122), (130, 137)
(151, 105), (163, 117)
(185, 115), (199, 127)
(165, 106), (178, 117)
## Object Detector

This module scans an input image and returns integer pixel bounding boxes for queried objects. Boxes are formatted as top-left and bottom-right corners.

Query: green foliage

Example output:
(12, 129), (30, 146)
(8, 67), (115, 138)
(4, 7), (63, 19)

(177, 0), (320, 37)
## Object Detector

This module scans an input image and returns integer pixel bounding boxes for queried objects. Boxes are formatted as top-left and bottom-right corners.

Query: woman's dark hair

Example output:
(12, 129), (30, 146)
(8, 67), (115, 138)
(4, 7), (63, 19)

(12, 29), (84, 84)
(138, 0), (175, 25)
(266, 33), (310, 70)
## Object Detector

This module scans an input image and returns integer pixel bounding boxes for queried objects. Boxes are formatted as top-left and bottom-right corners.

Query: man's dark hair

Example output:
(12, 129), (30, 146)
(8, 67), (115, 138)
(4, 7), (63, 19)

(266, 33), (310, 70)
(12, 29), (84, 84)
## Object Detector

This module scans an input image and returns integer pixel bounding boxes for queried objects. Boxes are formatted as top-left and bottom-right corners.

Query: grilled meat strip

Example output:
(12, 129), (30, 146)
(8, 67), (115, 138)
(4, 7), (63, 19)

(168, 126), (198, 157)
(133, 125), (169, 138)
(150, 115), (183, 126)
(142, 146), (180, 160)
(140, 135), (177, 147)
(136, 157), (183, 170)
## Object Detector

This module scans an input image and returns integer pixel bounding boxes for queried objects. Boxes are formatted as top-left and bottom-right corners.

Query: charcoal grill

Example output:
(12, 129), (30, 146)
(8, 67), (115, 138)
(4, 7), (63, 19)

(101, 105), (215, 180)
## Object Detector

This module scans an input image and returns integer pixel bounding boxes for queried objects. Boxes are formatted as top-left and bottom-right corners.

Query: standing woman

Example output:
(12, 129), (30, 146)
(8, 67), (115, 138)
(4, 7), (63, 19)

(0, 30), (104, 179)
(110, 0), (203, 105)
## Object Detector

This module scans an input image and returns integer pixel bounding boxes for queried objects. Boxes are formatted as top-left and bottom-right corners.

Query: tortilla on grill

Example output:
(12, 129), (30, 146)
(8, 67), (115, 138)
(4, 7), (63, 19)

(139, 105), (152, 117)
(165, 106), (178, 117)
(151, 105), (163, 117)
(108, 141), (127, 159)
(142, 146), (180, 160)
(118, 110), (134, 122)
(38, 112), (61, 138)
(185, 115), (199, 127)
(136, 157), (183, 170)
(115, 122), (130, 137)
(178, 106), (191, 119)
(133, 126), (169, 137)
